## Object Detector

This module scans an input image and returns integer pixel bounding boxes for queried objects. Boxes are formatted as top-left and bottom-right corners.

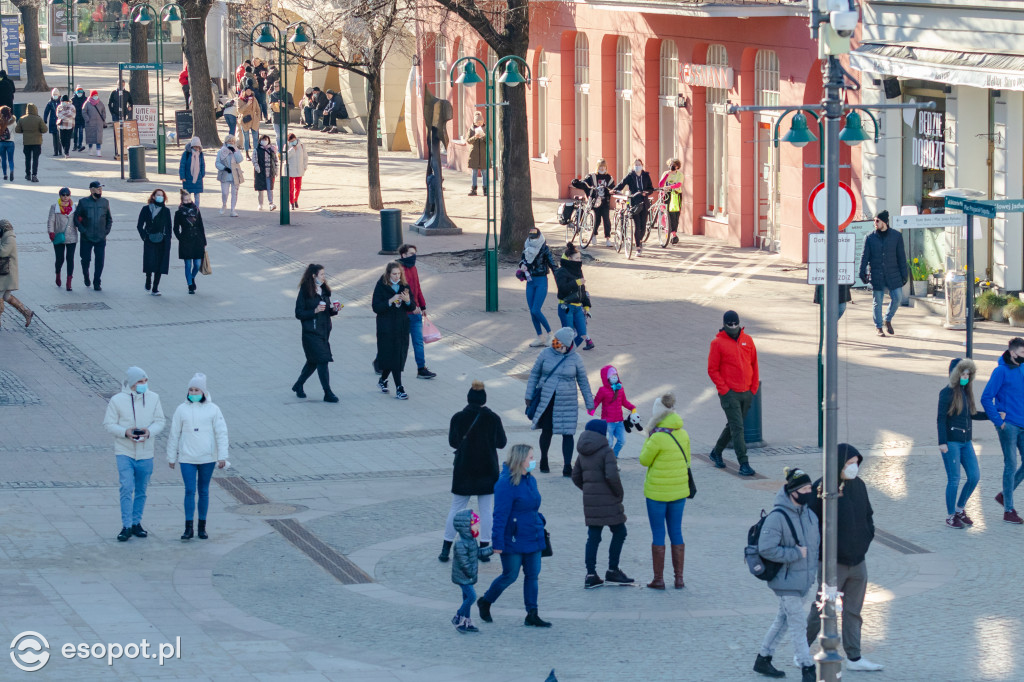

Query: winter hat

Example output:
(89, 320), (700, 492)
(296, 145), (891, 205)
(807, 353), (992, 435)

(188, 372), (208, 397)
(305, 87), (313, 95)
(0, 218), (11, 232)
(723, 310), (740, 326)
(124, 366), (147, 388)
(51, 88), (60, 98)
(189, 136), (201, 148)
(876, 210), (890, 226)
(585, 419), (607, 437)
(837, 443), (863, 466)
(649, 392), (677, 433)
(467, 379), (486, 406)
(553, 327), (576, 350)
(783, 467), (812, 494)
(89, 90), (98, 98)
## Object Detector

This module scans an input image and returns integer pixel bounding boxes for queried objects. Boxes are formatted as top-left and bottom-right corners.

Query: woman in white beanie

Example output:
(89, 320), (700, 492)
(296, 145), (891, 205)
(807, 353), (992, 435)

(167, 373), (229, 540)
(178, 136), (206, 207)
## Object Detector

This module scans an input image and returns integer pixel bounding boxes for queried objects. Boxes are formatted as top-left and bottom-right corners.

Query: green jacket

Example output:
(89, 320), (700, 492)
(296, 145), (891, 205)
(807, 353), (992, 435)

(15, 103), (47, 146)
(639, 412), (691, 502)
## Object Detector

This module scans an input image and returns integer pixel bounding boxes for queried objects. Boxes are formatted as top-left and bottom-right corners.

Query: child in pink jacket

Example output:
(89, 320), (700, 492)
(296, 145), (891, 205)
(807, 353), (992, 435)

(588, 365), (636, 457)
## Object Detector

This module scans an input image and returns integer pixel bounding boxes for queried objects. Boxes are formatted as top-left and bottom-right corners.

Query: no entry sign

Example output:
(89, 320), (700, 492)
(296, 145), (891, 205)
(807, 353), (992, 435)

(808, 181), (856, 231)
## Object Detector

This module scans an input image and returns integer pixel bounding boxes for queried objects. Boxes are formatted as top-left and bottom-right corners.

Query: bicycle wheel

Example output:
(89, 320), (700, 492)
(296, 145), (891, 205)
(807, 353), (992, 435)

(566, 218), (577, 246)
(643, 209), (656, 244)
(657, 208), (670, 248)
(580, 211), (595, 249)
(613, 213), (625, 253)
(624, 215), (635, 260)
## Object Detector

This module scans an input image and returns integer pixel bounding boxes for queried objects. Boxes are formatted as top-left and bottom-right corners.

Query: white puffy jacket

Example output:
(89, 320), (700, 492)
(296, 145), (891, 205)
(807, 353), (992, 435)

(166, 399), (229, 465)
(103, 387), (166, 460)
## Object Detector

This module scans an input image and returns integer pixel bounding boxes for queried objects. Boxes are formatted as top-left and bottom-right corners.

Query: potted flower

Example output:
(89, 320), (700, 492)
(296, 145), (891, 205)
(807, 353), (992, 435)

(976, 290), (1008, 321)
(1005, 298), (1024, 328)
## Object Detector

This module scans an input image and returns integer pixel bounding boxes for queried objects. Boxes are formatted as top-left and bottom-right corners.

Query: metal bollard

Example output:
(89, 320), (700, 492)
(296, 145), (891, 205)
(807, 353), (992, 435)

(743, 383), (765, 448)
(379, 208), (402, 255)
(127, 146), (148, 183)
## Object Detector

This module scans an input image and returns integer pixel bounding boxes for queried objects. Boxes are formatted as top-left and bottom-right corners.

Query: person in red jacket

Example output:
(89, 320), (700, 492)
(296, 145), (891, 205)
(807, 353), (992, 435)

(707, 310), (759, 476)
(373, 244), (437, 379)
(588, 365), (636, 457)
(179, 67), (190, 110)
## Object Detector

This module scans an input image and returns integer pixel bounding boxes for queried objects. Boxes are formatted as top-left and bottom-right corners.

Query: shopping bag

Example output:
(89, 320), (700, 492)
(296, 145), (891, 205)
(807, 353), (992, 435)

(422, 318), (441, 344)
(200, 250), (212, 276)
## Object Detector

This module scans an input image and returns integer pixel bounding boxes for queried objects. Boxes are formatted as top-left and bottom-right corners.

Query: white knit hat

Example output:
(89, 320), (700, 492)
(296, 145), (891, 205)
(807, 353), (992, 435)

(187, 372), (207, 397)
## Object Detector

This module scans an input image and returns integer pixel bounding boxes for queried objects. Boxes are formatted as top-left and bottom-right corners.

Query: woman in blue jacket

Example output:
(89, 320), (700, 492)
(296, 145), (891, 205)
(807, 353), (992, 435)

(937, 358), (987, 529)
(476, 444), (551, 628)
(178, 137), (206, 207)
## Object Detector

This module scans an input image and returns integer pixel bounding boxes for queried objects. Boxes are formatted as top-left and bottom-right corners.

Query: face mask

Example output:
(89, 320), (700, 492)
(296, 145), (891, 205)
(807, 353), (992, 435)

(390, 274), (401, 284)
(91, 190), (102, 198)
(315, 275), (325, 285)
(289, 140), (297, 147)
(52, 94), (59, 100)
(842, 462), (859, 480)
(400, 255), (416, 267)
(959, 376), (969, 386)
(154, 196), (164, 204)
(188, 393), (202, 403)
(634, 165), (642, 174)
(525, 460), (537, 472)
(135, 383), (148, 394)
(76, 90), (84, 96)
(725, 326), (740, 338)
(794, 491), (815, 507)
(261, 140), (269, 147)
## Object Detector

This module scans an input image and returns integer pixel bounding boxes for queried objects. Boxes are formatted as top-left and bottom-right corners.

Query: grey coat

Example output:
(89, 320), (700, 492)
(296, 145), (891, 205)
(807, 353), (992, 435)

(451, 509), (493, 586)
(758, 487), (820, 597)
(82, 100), (106, 146)
(526, 347), (595, 435)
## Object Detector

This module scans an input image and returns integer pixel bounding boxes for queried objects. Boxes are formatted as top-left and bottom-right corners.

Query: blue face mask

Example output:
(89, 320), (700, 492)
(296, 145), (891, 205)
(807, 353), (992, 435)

(154, 196), (164, 204)
(135, 384), (148, 394)
(611, 382), (622, 391)
(525, 460), (537, 473)
(959, 377), (969, 386)
(188, 393), (202, 402)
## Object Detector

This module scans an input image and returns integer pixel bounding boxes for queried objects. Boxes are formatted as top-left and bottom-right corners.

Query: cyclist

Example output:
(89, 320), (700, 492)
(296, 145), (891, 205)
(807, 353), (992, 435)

(614, 158), (654, 257)
(584, 159), (615, 247)
(658, 158), (683, 246)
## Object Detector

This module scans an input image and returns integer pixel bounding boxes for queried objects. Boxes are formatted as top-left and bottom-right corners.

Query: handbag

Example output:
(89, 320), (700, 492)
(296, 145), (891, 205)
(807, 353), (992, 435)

(242, 114), (253, 124)
(422, 317), (441, 344)
(200, 250), (212, 275)
(52, 231), (66, 245)
(147, 231), (164, 243)
(525, 354), (569, 420)
(668, 433), (697, 499)
(542, 529), (553, 558)
(669, 189), (681, 213)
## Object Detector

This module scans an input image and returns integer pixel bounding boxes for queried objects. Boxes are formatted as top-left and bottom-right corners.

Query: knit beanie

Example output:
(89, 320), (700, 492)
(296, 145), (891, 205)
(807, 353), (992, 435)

(723, 310), (740, 326)
(876, 210), (890, 226)
(467, 380), (486, 406)
(784, 467), (812, 494)
(584, 419), (607, 436)
(553, 327), (576, 350)
(124, 366), (147, 388)
(189, 136), (201, 148)
(188, 372), (208, 397)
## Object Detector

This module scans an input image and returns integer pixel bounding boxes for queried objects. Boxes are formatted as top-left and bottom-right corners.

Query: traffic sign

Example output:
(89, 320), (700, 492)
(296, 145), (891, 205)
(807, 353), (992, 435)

(963, 200), (997, 219)
(807, 233), (856, 285)
(808, 181), (856, 231)
(892, 214), (966, 229)
(65, 33), (78, 43)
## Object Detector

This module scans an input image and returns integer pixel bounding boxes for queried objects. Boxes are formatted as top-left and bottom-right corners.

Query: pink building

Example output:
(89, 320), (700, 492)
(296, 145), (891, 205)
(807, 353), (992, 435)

(413, 1), (858, 263)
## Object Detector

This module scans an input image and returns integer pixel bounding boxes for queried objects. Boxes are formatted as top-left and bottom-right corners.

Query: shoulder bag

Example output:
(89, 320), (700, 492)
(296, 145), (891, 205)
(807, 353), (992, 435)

(200, 249), (212, 275)
(525, 354), (568, 420)
(452, 412), (482, 461)
(667, 432), (697, 499)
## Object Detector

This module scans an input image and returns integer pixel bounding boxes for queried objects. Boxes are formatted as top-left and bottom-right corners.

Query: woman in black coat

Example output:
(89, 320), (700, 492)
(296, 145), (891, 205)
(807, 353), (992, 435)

(253, 134), (277, 210)
(372, 261), (415, 399)
(439, 380), (508, 562)
(136, 189), (173, 295)
(172, 189), (207, 295)
(291, 263), (339, 403)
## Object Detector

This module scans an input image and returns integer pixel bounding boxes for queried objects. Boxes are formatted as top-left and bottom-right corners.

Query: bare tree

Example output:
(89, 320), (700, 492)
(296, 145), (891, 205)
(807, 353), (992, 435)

(9, 0), (48, 90)
(129, 5), (150, 104)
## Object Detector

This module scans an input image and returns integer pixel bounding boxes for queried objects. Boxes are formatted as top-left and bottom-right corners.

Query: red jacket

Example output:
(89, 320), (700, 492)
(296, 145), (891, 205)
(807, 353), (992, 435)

(402, 265), (427, 311)
(707, 329), (759, 395)
(179, 69), (189, 87)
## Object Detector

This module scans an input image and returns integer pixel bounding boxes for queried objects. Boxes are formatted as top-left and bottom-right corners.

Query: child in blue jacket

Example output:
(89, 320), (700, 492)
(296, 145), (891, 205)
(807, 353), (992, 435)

(451, 509), (492, 633)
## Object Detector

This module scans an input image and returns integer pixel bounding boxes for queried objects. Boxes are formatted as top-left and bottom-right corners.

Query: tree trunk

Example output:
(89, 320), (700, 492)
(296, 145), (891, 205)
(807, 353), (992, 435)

(366, 58), (383, 210)
(179, 4), (219, 148)
(129, 20), (150, 104)
(14, 2), (48, 91)
(498, 78), (534, 253)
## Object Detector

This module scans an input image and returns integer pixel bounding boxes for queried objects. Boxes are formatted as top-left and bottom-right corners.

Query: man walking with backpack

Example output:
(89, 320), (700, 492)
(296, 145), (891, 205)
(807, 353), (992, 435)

(753, 467), (819, 682)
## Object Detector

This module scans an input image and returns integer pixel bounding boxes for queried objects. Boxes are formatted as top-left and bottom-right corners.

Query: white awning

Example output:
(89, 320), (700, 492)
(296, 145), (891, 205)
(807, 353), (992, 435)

(851, 43), (1024, 92)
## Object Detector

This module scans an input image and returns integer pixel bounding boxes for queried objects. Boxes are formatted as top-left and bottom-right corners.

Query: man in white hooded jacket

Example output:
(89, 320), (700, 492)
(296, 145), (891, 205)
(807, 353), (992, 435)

(103, 366), (165, 541)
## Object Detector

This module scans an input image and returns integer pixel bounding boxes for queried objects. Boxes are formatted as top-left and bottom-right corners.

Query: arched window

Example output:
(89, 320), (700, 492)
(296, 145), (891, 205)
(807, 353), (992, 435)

(706, 44), (729, 217)
(659, 40), (679, 171)
(755, 49), (780, 107)
(615, 36), (633, 179)
(435, 36), (448, 152)
(536, 48), (548, 158)
(754, 50), (781, 250)
(574, 33), (590, 178)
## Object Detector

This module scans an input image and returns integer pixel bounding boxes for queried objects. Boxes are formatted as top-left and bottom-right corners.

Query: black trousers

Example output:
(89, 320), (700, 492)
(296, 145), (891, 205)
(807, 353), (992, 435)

(59, 129), (73, 155)
(23, 145), (40, 176)
(50, 130), (62, 156)
(296, 359), (331, 394)
(595, 204), (612, 238)
(54, 242), (77, 276)
(632, 206), (648, 247)
(79, 238), (106, 285)
(537, 396), (575, 468)
(668, 210), (680, 234)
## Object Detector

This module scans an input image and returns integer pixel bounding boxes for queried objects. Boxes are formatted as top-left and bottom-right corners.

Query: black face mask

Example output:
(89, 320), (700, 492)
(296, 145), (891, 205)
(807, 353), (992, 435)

(399, 255), (416, 268)
(724, 326), (740, 339)
(793, 491), (816, 507)
(91, 190), (102, 198)
(562, 259), (583, 277)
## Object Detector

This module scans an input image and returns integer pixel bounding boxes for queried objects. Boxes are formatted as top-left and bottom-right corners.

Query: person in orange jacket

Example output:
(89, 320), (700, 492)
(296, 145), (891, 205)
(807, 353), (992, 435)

(707, 310), (759, 476)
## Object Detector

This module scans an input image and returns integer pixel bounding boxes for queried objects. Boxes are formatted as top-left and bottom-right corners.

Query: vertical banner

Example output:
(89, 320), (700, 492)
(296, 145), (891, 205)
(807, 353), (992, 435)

(1, 15), (20, 79)
(134, 105), (157, 146)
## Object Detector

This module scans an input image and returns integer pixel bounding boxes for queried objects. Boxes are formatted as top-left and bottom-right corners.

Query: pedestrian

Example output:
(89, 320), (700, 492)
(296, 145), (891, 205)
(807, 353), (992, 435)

(372, 262), (415, 400)
(102, 366), (166, 542)
(235, 59), (251, 88)
(253, 134), (278, 211)
(0, 219), (34, 328)
(269, 82), (293, 146)
(0, 69), (14, 109)
(167, 372), (228, 541)
(215, 135), (244, 217)
(858, 210), (907, 337)
(73, 180), (112, 291)
(753, 467), (819, 682)
(252, 59), (269, 120)
(56, 95), (76, 158)
(440, 380), (507, 563)
(179, 66), (190, 109)
(71, 85), (87, 152)
(0, 105), (14, 181)
(813, 281), (852, 319)
(982, 336), (1024, 524)
(14, 103), (46, 182)
(658, 158), (683, 246)
(321, 90), (338, 132)
(584, 159), (614, 246)
(136, 189), (173, 296)
(236, 88), (261, 159)
(476, 444), (552, 628)
(707, 310), (760, 476)
(300, 87), (314, 128)
(43, 88), (62, 157)
(107, 80), (133, 123)
(587, 365), (637, 458)
(804, 444), (884, 672)
(450, 509), (492, 633)
(937, 358), (987, 528)
(554, 242), (594, 350)
(466, 111), (487, 195)
(398, 243), (437, 379)
(312, 87), (327, 130)
(573, 418), (633, 589)
(525, 326), (595, 476)
(47, 187), (78, 291)
(178, 136), (206, 207)
(286, 133), (307, 209)
(82, 90), (107, 157)
(613, 158), (654, 257)
(173, 190), (206, 295)
(291, 263), (340, 403)
(221, 96), (237, 137)
(519, 226), (558, 347)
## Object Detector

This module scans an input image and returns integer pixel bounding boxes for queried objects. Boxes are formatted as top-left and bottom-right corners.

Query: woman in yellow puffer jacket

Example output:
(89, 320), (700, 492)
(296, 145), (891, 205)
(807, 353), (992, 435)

(639, 392), (691, 590)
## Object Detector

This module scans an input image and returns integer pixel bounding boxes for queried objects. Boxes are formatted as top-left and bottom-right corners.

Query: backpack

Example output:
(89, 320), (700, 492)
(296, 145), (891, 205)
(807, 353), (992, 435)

(745, 507), (799, 582)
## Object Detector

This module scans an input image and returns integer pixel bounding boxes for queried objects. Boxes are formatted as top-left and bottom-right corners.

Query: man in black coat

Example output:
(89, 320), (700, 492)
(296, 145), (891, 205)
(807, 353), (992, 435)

(0, 70), (15, 110)
(805, 443), (883, 672)
(312, 87), (326, 130)
(108, 81), (133, 122)
(858, 210), (907, 337)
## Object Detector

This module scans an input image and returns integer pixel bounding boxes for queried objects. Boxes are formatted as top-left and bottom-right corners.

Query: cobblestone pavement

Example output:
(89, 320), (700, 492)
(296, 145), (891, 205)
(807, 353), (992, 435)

(1, 64), (1023, 681)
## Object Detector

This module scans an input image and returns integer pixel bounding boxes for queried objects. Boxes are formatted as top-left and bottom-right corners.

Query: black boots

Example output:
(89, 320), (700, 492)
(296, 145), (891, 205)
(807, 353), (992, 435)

(197, 520), (208, 539)
(476, 597), (492, 622)
(539, 454), (550, 473)
(524, 609), (551, 627)
(802, 665), (816, 682)
(117, 527), (132, 542)
(753, 654), (785, 678)
(131, 524), (148, 538)
(181, 520), (194, 540)
(291, 382), (307, 399)
(438, 539), (452, 562)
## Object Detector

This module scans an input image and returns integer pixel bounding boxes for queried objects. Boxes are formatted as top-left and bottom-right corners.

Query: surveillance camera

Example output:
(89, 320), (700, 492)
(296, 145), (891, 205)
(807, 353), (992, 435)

(830, 9), (859, 37)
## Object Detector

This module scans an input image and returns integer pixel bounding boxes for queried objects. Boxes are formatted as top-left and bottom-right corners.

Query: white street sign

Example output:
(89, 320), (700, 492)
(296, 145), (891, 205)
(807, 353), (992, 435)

(65, 33), (78, 44)
(807, 233), (856, 285)
(135, 106), (157, 146)
(892, 214), (965, 229)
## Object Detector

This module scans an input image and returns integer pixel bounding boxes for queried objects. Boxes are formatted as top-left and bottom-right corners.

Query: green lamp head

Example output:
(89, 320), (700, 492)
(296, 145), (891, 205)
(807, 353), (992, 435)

(839, 111), (871, 146)
(133, 6), (154, 25)
(288, 24), (311, 44)
(255, 25), (277, 46)
(782, 112), (817, 148)
(455, 61), (483, 86)
(162, 6), (181, 22)
(497, 60), (526, 87)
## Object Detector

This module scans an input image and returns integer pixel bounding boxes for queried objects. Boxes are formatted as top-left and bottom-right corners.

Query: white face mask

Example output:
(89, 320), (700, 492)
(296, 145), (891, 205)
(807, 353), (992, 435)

(842, 462), (859, 480)
(634, 165), (642, 174)
(390, 274), (400, 284)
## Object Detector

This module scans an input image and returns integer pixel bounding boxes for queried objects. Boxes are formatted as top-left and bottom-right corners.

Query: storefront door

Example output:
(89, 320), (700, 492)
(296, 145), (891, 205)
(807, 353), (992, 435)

(754, 116), (780, 251)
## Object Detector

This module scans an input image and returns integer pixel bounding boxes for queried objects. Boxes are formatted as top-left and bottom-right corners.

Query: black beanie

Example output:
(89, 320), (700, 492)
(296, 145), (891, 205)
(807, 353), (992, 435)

(876, 210), (890, 226)
(467, 380), (486, 406)
(723, 310), (740, 326)
(784, 467), (812, 494)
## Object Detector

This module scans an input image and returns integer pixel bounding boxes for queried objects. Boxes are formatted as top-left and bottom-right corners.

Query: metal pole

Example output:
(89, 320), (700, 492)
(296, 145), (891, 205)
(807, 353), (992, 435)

(279, 34), (289, 225)
(966, 210), (975, 358)
(66, 0), (73, 95)
(484, 70), (496, 311)
(119, 65), (125, 179)
(156, 11), (166, 174)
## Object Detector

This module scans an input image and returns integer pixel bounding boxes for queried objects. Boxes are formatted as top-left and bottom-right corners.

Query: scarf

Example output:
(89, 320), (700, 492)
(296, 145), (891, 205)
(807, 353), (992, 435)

(179, 203), (197, 224)
(523, 232), (545, 264)
(149, 203), (161, 218)
(189, 146), (201, 183)
(59, 197), (73, 215)
(560, 258), (583, 279)
(229, 152), (242, 186)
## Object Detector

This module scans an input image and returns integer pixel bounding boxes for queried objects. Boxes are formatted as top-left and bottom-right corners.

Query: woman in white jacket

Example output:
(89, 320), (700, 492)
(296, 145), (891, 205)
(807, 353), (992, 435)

(286, 133), (308, 210)
(167, 373), (228, 540)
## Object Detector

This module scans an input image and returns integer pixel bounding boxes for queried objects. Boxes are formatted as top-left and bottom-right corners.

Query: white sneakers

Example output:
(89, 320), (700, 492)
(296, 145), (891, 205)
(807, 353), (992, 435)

(229, 211), (239, 217)
(96, 149), (101, 157)
(529, 333), (549, 348)
(847, 658), (884, 672)
(269, 204), (276, 211)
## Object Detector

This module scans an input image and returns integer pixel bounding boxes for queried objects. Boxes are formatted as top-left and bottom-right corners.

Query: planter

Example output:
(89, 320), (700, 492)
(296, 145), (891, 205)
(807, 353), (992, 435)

(1010, 317), (1024, 328)
(990, 309), (1006, 323)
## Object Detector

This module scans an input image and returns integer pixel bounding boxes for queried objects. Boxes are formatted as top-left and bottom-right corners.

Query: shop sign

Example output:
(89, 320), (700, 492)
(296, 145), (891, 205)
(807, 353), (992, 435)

(680, 63), (733, 89)
(913, 110), (944, 170)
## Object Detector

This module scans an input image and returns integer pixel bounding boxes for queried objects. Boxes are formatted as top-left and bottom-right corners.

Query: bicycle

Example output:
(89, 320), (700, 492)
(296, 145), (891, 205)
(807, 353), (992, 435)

(564, 180), (597, 249)
(644, 189), (671, 248)
(611, 192), (643, 260)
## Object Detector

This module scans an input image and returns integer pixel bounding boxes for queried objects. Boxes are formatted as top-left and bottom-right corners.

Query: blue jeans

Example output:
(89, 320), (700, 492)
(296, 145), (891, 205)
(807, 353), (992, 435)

(557, 304), (587, 345)
(998, 422), (1024, 511)
(0, 140), (13, 174)
(483, 550), (542, 612)
(470, 168), (487, 190)
(303, 106), (313, 126)
(180, 462), (216, 521)
(116, 456), (153, 528)
(457, 584), (476, 618)
(184, 258), (202, 285)
(408, 313), (426, 369)
(872, 287), (902, 328)
(242, 128), (259, 152)
(526, 278), (551, 335)
(607, 421), (627, 457)
(941, 441), (980, 515)
(224, 113), (237, 137)
(74, 124), (84, 148)
(645, 497), (685, 546)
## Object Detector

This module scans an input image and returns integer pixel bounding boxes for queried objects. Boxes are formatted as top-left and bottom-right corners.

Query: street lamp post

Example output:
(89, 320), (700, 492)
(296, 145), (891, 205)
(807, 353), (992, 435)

(251, 21), (313, 227)
(132, 2), (183, 174)
(450, 54), (530, 312)
(50, 0), (90, 96)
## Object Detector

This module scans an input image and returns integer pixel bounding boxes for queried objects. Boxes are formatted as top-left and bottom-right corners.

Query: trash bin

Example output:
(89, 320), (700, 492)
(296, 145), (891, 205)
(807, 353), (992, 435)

(12, 103), (26, 119)
(379, 208), (402, 255)
(944, 271), (967, 330)
(743, 383), (765, 448)
(127, 146), (148, 183)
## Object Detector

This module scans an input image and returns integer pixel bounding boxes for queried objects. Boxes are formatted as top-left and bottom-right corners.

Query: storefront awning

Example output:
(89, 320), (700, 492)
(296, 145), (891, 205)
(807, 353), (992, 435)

(851, 43), (1024, 92)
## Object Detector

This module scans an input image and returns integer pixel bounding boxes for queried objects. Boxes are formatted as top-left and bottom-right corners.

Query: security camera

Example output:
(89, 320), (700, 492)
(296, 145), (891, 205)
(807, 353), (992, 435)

(830, 10), (858, 36)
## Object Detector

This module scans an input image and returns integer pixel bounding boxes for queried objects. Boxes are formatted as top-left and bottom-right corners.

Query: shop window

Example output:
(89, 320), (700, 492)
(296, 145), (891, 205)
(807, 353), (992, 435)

(575, 33), (590, 178)
(615, 36), (633, 179)
(901, 87), (948, 275)
(659, 40), (679, 171)
(706, 44), (729, 217)
(535, 48), (548, 159)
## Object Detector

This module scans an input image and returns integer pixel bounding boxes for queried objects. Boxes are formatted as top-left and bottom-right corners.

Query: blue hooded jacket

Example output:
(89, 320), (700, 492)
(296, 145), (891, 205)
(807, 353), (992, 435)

(491, 463), (545, 554)
(982, 349), (1024, 428)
